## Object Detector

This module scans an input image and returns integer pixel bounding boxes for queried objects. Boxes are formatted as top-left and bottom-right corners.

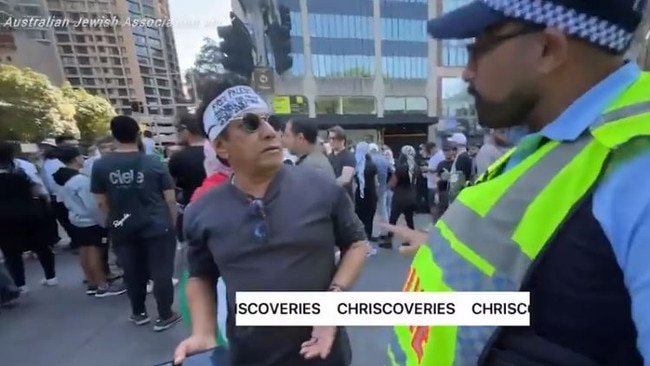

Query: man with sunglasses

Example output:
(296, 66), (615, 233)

(175, 85), (368, 366)
(383, 0), (650, 365)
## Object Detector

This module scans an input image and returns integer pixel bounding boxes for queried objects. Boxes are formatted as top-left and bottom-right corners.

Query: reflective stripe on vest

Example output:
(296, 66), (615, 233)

(387, 74), (650, 366)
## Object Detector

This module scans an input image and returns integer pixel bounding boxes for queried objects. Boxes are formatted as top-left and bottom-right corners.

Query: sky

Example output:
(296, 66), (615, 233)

(168, 0), (232, 73)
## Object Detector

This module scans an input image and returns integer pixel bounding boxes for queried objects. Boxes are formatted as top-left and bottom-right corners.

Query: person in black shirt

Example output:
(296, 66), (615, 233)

(380, 145), (417, 249)
(327, 126), (356, 199)
(169, 114), (208, 206)
(354, 142), (378, 241)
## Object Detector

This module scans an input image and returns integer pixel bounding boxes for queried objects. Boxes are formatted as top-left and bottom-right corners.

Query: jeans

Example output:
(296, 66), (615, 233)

(0, 242), (55, 287)
(385, 190), (394, 221)
(114, 230), (176, 319)
(376, 189), (389, 236)
(216, 278), (228, 343)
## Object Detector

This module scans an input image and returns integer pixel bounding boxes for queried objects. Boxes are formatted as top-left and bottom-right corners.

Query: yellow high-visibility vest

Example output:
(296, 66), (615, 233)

(386, 72), (650, 366)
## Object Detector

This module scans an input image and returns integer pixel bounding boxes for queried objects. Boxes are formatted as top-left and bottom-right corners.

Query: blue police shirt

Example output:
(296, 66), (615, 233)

(504, 62), (650, 362)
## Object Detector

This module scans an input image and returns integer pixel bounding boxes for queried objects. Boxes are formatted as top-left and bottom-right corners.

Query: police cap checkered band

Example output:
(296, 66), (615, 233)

(428, 0), (646, 53)
(202, 85), (269, 141)
(485, 0), (635, 52)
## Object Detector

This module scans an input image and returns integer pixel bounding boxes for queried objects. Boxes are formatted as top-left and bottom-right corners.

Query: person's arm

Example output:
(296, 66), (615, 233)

(90, 162), (109, 222)
(593, 150), (650, 362)
(79, 184), (105, 227)
(184, 210), (219, 337)
(336, 152), (355, 187)
(156, 159), (178, 225)
(331, 185), (368, 290)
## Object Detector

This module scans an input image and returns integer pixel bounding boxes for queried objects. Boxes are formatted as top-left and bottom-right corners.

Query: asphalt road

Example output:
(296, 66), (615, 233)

(0, 215), (429, 366)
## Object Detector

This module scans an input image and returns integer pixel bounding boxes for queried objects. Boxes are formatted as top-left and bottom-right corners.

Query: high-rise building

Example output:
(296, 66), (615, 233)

(2, 0), (185, 142)
(0, 0), (65, 86)
(233, 0), (476, 143)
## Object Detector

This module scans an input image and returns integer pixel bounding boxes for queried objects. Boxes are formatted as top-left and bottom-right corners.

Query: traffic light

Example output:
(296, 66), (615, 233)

(267, 21), (293, 75)
(217, 12), (254, 79)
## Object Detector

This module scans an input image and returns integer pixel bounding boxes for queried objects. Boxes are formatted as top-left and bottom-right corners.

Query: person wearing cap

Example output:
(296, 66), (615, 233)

(445, 132), (474, 202)
(175, 83), (368, 365)
(384, 0), (650, 365)
(53, 146), (126, 298)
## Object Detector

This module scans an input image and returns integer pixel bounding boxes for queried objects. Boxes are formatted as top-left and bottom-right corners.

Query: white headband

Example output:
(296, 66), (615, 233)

(202, 85), (269, 141)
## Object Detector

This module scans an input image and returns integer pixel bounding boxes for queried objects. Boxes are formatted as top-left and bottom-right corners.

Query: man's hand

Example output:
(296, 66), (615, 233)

(382, 224), (428, 256)
(300, 326), (337, 360)
(173, 334), (217, 364)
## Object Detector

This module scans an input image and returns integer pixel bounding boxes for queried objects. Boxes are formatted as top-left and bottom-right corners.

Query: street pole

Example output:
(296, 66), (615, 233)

(242, 0), (274, 106)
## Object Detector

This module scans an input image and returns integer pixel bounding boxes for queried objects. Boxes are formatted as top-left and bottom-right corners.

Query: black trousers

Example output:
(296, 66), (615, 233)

(52, 199), (78, 249)
(389, 199), (415, 229)
(0, 242), (56, 288)
(355, 195), (377, 240)
(114, 231), (176, 319)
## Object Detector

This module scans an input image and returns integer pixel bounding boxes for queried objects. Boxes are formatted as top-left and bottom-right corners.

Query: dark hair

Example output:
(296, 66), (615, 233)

(196, 73), (250, 140)
(55, 135), (77, 145)
(177, 113), (204, 137)
(268, 115), (283, 132)
(0, 141), (15, 165)
(58, 146), (82, 164)
(289, 119), (318, 144)
(42, 145), (59, 160)
(110, 115), (140, 144)
(327, 125), (346, 142)
(425, 142), (436, 153)
(143, 130), (153, 138)
(95, 135), (114, 145)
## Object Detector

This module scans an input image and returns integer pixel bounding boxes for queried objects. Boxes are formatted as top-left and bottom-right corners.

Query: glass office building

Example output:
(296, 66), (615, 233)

(252, 0), (474, 121)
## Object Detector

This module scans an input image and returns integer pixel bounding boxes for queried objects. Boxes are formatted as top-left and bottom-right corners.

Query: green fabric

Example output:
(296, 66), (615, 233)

(179, 271), (227, 347)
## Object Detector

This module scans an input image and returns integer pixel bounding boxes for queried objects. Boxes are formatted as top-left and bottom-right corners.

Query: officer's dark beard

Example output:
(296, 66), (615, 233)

(469, 83), (539, 129)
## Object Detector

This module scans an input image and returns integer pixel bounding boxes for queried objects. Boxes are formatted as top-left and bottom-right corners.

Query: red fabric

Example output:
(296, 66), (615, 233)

(190, 172), (229, 202)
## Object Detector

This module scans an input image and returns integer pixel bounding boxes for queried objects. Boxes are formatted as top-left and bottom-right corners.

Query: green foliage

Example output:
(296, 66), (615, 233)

(0, 65), (116, 142)
(61, 83), (115, 143)
(0, 64), (78, 141)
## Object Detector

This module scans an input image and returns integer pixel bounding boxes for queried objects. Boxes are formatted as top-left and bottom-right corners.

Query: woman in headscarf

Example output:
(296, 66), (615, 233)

(354, 141), (378, 241)
(380, 145), (416, 249)
(382, 145), (395, 218)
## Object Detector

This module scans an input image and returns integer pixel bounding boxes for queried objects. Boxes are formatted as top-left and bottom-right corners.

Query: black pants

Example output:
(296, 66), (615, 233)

(114, 231), (176, 319)
(389, 199), (415, 229)
(355, 195), (377, 240)
(52, 199), (78, 249)
(0, 242), (56, 288)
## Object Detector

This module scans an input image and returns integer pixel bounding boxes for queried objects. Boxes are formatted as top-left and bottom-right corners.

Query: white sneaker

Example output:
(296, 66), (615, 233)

(172, 278), (179, 286)
(146, 280), (153, 294)
(40, 278), (58, 287)
(18, 285), (29, 294)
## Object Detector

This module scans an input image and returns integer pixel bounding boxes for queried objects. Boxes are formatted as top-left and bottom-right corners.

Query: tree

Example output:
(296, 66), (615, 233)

(192, 38), (228, 95)
(61, 83), (115, 143)
(0, 65), (77, 141)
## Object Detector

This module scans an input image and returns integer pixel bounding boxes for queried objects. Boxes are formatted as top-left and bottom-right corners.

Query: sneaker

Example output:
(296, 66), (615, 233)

(1, 289), (20, 308)
(40, 278), (58, 287)
(129, 313), (151, 326)
(366, 246), (378, 257)
(146, 280), (153, 294)
(18, 286), (29, 294)
(106, 272), (122, 282)
(153, 312), (181, 332)
(86, 286), (98, 295)
(95, 283), (127, 298)
(172, 278), (179, 286)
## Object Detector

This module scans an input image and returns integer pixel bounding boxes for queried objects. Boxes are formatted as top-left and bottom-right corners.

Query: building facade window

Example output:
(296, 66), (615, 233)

(380, 0), (428, 79)
(315, 96), (376, 114)
(384, 96), (427, 114)
(312, 55), (374, 77)
(441, 39), (469, 67)
(308, 14), (373, 40)
(442, 0), (472, 13)
(440, 77), (477, 132)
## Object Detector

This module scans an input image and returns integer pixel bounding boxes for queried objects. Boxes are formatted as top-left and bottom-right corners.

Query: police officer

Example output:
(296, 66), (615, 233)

(385, 0), (650, 365)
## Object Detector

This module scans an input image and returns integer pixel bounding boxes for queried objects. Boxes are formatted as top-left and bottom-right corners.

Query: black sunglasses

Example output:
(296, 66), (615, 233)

(248, 198), (268, 244)
(238, 113), (268, 134)
(467, 27), (543, 63)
